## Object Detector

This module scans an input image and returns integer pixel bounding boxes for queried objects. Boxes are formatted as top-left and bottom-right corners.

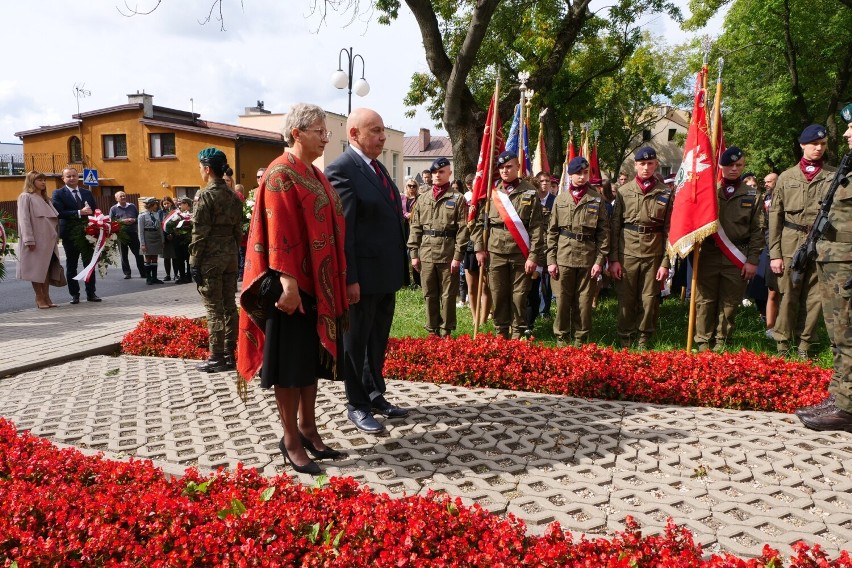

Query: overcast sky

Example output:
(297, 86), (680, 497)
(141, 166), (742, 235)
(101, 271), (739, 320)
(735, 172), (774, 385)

(1, 0), (716, 144)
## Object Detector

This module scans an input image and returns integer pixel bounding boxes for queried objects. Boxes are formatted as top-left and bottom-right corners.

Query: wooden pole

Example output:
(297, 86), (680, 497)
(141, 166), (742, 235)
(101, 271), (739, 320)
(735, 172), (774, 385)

(473, 76), (501, 338)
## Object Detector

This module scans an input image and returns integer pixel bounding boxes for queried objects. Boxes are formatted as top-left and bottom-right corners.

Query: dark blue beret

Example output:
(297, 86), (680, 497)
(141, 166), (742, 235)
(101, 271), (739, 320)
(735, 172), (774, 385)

(840, 103), (852, 123)
(740, 171), (756, 181)
(634, 146), (656, 161)
(798, 124), (827, 144)
(497, 151), (517, 166)
(567, 156), (590, 174)
(719, 146), (744, 166)
(430, 157), (451, 172)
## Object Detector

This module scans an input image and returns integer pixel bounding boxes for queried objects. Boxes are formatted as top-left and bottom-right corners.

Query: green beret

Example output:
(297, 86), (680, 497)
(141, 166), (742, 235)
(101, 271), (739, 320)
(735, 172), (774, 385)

(841, 103), (852, 123)
(198, 147), (226, 163)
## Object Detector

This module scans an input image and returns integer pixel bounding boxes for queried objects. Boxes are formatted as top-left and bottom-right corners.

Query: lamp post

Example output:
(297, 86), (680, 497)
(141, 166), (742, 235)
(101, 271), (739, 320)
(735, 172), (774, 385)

(331, 47), (370, 115)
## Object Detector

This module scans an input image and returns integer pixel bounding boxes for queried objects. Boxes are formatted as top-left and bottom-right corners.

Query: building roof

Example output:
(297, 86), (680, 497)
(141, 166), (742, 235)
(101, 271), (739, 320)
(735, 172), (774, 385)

(15, 122), (80, 138)
(403, 135), (452, 158)
(140, 118), (284, 144)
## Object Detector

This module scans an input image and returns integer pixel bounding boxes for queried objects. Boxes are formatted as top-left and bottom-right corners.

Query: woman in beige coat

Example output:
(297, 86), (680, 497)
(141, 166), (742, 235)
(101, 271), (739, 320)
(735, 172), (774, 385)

(17, 171), (60, 308)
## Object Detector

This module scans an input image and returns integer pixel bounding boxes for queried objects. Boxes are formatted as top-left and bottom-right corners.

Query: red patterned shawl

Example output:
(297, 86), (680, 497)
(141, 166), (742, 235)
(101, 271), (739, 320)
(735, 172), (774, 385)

(237, 151), (348, 382)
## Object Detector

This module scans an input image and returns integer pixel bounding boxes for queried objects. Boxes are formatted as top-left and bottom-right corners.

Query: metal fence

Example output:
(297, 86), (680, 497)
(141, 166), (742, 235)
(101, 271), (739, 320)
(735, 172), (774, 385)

(0, 153), (73, 176)
(0, 193), (141, 237)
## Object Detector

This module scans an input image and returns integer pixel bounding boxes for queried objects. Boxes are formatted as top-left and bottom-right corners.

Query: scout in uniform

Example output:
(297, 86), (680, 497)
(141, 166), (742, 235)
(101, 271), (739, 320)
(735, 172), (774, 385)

(768, 124), (835, 358)
(190, 148), (244, 372)
(546, 156), (610, 347)
(472, 151), (545, 339)
(407, 157), (469, 336)
(608, 146), (673, 349)
(796, 103), (852, 431)
(693, 147), (763, 352)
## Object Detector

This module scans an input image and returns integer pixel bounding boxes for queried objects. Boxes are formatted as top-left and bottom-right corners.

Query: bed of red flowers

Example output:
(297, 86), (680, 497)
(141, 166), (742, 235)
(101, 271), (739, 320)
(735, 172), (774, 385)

(121, 316), (829, 414)
(121, 314), (209, 360)
(1, 418), (848, 567)
(383, 335), (831, 414)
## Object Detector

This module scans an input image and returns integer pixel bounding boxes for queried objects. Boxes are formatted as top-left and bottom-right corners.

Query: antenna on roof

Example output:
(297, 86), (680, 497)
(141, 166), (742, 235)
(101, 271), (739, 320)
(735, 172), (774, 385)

(73, 83), (91, 117)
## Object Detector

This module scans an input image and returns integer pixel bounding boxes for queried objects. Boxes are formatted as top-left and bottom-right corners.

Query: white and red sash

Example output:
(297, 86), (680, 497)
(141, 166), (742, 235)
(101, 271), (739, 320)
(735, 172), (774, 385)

(492, 189), (530, 257)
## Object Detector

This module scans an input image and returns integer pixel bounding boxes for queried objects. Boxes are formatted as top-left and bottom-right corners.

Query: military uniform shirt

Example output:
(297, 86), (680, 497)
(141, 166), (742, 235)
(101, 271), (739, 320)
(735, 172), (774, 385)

(609, 179), (673, 268)
(768, 164), (836, 260)
(408, 189), (469, 262)
(471, 179), (545, 263)
(546, 189), (610, 268)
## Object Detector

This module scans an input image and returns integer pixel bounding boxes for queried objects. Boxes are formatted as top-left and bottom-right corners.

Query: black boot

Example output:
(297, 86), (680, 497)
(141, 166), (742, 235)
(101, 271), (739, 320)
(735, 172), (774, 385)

(150, 265), (164, 284)
(223, 352), (236, 370)
(145, 264), (154, 285)
(196, 356), (228, 373)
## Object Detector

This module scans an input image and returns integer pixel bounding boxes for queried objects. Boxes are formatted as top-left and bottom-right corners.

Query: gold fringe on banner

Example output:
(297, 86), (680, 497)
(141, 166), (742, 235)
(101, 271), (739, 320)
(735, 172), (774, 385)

(667, 220), (719, 262)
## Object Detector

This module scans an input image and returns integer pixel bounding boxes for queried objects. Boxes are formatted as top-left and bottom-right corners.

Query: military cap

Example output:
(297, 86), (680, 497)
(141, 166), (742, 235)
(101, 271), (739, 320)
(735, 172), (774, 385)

(740, 171), (756, 181)
(567, 156), (590, 174)
(496, 151), (517, 165)
(798, 124), (827, 144)
(430, 157), (451, 172)
(719, 146), (744, 166)
(634, 146), (657, 161)
(841, 103), (852, 123)
(198, 147), (227, 163)
(142, 197), (159, 206)
(179, 197), (193, 205)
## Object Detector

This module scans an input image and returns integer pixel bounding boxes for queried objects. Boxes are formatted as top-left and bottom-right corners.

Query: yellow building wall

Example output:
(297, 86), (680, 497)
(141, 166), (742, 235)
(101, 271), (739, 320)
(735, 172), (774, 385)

(2, 110), (285, 202)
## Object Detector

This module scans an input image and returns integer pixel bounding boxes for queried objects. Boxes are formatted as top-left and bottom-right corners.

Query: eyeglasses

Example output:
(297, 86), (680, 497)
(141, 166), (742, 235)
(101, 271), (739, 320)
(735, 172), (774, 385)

(406, 184), (417, 188)
(303, 128), (332, 139)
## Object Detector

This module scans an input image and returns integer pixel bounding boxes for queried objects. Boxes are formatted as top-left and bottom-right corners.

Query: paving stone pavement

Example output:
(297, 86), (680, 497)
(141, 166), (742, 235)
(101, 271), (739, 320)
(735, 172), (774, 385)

(1, 354), (850, 559)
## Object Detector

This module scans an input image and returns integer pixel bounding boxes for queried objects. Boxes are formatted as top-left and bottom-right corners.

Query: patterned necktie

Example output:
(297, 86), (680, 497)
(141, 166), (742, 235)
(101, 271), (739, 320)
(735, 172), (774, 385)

(72, 189), (83, 208)
(371, 160), (395, 202)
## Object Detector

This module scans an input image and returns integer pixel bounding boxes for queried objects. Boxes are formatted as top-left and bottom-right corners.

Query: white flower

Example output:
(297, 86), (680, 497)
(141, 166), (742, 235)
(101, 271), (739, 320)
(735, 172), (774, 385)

(246, 213), (252, 220)
(246, 200), (255, 207)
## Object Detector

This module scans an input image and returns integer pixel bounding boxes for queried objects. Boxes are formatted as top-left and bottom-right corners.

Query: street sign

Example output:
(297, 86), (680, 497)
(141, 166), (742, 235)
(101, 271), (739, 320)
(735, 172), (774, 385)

(82, 168), (99, 186)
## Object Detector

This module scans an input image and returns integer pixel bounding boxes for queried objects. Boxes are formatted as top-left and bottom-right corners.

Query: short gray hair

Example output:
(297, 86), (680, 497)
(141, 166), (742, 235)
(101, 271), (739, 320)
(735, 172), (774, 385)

(283, 103), (326, 146)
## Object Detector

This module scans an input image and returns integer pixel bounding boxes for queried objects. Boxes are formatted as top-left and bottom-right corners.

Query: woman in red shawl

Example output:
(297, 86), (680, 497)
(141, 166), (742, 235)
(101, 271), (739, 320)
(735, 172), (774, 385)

(238, 103), (348, 475)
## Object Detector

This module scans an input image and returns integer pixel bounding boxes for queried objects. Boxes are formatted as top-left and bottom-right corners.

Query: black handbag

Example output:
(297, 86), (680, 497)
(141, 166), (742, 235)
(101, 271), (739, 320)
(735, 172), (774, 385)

(257, 271), (283, 316)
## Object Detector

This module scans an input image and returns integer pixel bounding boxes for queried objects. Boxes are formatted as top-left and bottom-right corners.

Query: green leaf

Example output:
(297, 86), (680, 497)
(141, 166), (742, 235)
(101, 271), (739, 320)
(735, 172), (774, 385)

(332, 530), (343, 548)
(260, 486), (276, 502)
(312, 474), (329, 490)
(308, 522), (320, 544)
(231, 498), (246, 517)
(217, 508), (230, 520)
(323, 522), (334, 545)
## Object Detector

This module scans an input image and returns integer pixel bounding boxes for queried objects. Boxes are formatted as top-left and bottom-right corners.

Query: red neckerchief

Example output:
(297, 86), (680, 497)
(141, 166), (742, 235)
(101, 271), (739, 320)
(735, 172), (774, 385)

(570, 182), (588, 204)
(799, 157), (823, 182)
(237, 151), (348, 383)
(636, 176), (656, 194)
(432, 182), (450, 200)
(721, 178), (741, 200)
(501, 179), (521, 194)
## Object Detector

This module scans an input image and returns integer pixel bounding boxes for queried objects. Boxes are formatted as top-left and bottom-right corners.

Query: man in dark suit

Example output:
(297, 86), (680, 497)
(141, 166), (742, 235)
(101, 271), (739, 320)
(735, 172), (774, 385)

(325, 107), (409, 434)
(51, 167), (101, 303)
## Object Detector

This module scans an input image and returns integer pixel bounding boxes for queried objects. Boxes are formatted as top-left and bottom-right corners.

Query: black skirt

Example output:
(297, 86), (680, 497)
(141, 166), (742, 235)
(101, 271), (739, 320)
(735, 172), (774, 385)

(260, 291), (342, 389)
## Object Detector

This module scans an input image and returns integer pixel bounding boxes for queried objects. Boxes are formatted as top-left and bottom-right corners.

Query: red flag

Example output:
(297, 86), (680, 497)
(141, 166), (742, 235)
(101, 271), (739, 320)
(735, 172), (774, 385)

(532, 122), (550, 175)
(468, 93), (504, 221)
(589, 139), (602, 184)
(568, 134), (576, 162)
(668, 73), (718, 259)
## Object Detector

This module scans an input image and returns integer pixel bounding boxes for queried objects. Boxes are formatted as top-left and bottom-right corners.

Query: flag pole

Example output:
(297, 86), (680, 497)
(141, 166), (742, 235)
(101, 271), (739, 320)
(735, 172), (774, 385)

(473, 75), (501, 338)
(686, 55), (712, 353)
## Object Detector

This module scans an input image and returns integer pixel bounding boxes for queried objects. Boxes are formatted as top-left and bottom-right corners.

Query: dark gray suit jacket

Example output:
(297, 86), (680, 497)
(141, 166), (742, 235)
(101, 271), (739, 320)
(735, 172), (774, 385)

(325, 146), (408, 294)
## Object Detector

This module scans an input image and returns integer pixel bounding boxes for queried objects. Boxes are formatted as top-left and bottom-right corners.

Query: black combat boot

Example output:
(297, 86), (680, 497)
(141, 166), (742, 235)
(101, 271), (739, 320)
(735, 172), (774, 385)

(196, 356), (229, 373)
(150, 265), (164, 285)
(223, 352), (236, 370)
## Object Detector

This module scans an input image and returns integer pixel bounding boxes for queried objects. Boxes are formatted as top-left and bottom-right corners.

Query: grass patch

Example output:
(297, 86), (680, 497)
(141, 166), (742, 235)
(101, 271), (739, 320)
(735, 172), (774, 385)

(391, 286), (832, 368)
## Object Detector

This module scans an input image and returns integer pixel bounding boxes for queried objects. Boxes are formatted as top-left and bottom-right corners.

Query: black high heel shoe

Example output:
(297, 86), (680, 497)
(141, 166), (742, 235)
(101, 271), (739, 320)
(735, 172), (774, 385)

(279, 438), (321, 475)
(299, 433), (346, 460)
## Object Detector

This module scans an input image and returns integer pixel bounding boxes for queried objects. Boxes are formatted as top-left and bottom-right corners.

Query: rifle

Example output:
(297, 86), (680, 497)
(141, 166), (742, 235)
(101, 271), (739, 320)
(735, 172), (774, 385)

(789, 151), (852, 286)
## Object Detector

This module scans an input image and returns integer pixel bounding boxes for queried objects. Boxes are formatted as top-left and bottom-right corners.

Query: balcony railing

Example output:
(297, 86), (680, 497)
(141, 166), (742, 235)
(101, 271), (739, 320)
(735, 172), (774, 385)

(0, 153), (76, 176)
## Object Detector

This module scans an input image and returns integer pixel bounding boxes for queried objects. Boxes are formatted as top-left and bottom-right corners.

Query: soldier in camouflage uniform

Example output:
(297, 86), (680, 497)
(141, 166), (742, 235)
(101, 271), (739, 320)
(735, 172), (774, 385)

(546, 156), (610, 347)
(472, 151), (545, 339)
(796, 103), (852, 432)
(408, 157), (469, 336)
(608, 147), (673, 349)
(190, 147), (243, 372)
(693, 147), (763, 352)
(768, 124), (836, 358)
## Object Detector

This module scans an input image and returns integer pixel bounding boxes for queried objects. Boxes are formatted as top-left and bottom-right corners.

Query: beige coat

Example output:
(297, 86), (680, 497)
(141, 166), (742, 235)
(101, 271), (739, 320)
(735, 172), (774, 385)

(16, 192), (59, 283)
